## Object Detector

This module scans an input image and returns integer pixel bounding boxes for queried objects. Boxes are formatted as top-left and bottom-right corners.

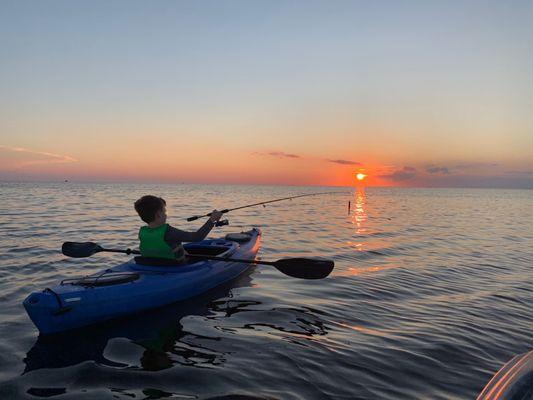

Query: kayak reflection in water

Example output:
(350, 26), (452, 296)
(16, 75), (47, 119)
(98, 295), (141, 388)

(23, 272), (255, 374)
(134, 195), (223, 263)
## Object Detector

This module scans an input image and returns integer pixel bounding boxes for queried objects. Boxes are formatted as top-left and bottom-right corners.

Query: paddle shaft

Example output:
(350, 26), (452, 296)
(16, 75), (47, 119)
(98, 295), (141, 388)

(186, 253), (274, 266)
(101, 247), (273, 267)
(62, 242), (334, 279)
(102, 248), (140, 255)
(186, 191), (346, 221)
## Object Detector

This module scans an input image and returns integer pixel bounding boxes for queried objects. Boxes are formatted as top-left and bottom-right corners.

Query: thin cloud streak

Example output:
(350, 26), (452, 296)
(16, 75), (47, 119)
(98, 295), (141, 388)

(252, 152), (362, 166)
(252, 151), (300, 159)
(0, 145), (78, 168)
(455, 162), (499, 170)
(327, 159), (361, 165)
(505, 170), (533, 175)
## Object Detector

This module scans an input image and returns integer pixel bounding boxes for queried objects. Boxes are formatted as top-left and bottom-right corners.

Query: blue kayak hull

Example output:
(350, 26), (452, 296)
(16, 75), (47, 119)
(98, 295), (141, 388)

(24, 228), (261, 335)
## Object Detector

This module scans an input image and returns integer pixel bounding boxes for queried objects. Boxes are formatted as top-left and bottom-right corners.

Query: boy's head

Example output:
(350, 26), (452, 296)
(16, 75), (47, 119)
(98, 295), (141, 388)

(134, 195), (167, 224)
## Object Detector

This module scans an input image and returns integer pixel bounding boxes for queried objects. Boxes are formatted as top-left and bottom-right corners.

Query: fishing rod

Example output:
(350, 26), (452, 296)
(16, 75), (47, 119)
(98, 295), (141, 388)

(186, 191), (346, 221)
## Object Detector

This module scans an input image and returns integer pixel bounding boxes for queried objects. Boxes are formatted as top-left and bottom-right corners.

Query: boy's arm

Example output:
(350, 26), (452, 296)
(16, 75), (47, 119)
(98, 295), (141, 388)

(166, 219), (216, 243)
(165, 210), (223, 244)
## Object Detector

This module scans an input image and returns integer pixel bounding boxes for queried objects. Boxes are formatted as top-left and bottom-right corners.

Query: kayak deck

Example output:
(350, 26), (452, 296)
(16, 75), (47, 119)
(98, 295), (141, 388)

(23, 228), (261, 335)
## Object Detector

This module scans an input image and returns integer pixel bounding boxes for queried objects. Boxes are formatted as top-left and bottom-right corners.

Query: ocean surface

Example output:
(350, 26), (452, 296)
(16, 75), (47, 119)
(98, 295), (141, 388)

(0, 182), (531, 400)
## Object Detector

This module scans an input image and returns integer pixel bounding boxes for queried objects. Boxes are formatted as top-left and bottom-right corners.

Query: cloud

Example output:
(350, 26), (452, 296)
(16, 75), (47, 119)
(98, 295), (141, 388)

(252, 151), (300, 159)
(417, 173), (533, 189)
(0, 145), (78, 168)
(380, 166), (417, 181)
(455, 162), (498, 170)
(326, 159), (361, 165)
(505, 170), (533, 175)
(426, 165), (450, 174)
(252, 151), (363, 167)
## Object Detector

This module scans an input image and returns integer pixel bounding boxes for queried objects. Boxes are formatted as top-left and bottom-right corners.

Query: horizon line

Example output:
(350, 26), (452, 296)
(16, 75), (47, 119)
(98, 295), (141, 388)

(1, 179), (531, 190)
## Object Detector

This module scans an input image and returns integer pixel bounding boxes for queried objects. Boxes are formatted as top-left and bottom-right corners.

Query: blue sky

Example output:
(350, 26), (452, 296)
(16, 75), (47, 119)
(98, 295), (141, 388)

(1, 1), (532, 187)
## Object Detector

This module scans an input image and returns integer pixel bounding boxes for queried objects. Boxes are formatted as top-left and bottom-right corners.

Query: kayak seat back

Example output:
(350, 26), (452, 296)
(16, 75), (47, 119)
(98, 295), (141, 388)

(134, 256), (185, 266)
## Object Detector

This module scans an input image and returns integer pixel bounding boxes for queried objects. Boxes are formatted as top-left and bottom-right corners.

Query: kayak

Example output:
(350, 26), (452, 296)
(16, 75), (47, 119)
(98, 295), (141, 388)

(24, 228), (261, 335)
(477, 350), (533, 400)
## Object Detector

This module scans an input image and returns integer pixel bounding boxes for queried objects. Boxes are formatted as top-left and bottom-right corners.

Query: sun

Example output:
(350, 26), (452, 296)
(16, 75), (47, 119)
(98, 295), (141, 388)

(356, 173), (366, 181)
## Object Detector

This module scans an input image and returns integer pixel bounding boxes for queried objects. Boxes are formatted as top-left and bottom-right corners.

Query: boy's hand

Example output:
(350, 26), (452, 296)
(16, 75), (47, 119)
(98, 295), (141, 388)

(208, 210), (223, 223)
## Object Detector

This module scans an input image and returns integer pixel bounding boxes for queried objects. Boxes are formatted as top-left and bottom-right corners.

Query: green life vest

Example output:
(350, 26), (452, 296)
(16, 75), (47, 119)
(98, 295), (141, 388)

(138, 224), (177, 259)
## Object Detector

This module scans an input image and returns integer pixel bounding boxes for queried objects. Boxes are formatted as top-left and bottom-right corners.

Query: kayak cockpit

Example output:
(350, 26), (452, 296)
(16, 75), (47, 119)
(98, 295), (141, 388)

(185, 244), (234, 256)
(129, 239), (240, 271)
(133, 244), (234, 266)
(134, 242), (237, 267)
(184, 239), (238, 260)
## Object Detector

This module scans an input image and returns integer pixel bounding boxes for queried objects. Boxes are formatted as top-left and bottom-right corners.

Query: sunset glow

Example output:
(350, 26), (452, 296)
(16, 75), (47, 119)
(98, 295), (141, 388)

(356, 173), (367, 181)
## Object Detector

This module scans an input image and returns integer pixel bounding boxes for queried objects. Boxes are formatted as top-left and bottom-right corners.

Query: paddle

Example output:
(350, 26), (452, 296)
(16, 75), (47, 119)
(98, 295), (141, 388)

(62, 242), (334, 280)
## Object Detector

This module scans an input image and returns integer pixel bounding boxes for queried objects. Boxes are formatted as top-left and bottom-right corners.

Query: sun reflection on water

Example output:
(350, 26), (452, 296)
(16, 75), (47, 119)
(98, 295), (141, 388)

(334, 265), (398, 277)
(328, 319), (387, 337)
(349, 187), (367, 251)
(342, 187), (402, 277)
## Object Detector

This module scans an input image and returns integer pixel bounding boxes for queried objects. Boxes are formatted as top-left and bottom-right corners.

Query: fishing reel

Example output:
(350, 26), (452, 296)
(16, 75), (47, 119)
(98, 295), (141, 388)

(215, 219), (229, 227)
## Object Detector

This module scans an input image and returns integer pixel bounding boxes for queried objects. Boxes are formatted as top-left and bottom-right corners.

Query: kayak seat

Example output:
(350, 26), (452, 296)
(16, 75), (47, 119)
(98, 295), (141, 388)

(61, 272), (140, 287)
(134, 256), (185, 266)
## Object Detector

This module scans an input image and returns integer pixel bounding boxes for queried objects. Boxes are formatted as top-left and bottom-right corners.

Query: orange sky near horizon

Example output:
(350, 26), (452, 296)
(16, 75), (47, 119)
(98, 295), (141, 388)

(0, 143), (370, 186)
(1, 103), (531, 188)
(1, 142), (531, 188)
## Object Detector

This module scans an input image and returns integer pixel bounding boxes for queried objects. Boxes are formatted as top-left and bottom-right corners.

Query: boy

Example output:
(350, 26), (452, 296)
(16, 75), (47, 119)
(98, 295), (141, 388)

(134, 195), (223, 261)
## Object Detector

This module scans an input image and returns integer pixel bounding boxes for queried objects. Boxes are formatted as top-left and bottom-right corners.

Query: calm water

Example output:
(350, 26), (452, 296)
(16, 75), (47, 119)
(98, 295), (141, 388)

(0, 183), (531, 399)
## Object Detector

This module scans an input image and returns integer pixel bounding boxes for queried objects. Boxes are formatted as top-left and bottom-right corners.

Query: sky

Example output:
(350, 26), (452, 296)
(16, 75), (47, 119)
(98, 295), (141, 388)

(1, 0), (532, 187)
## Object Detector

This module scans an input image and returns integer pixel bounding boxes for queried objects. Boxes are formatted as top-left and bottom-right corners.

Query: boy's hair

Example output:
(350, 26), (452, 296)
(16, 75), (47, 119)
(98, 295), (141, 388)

(134, 195), (166, 223)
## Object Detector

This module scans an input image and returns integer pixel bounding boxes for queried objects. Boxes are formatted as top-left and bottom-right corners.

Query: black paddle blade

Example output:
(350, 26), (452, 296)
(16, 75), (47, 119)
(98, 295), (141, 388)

(62, 242), (104, 258)
(273, 258), (334, 280)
